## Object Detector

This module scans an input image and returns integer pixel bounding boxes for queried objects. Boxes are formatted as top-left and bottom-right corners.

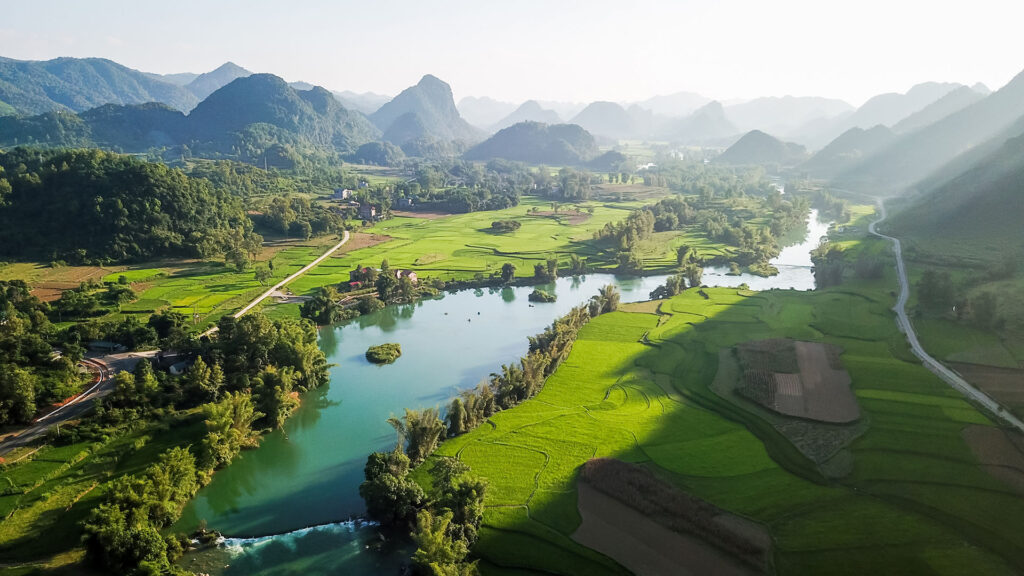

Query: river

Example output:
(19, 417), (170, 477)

(177, 210), (831, 575)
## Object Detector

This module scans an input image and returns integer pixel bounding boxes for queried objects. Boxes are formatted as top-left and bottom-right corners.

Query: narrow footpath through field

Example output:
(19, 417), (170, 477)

(869, 199), (1024, 432)
(200, 230), (350, 337)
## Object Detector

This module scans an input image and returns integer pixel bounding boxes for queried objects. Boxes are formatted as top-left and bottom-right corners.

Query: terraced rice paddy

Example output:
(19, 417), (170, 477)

(428, 285), (1024, 575)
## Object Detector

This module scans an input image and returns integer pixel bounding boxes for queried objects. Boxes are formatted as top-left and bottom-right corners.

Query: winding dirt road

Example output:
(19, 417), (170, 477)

(869, 199), (1024, 432)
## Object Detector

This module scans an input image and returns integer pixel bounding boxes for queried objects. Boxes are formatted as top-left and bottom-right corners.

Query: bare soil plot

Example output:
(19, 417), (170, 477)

(528, 210), (591, 225)
(951, 363), (1024, 411)
(711, 349), (867, 473)
(963, 425), (1024, 496)
(737, 339), (860, 423)
(329, 232), (392, 256)
(573, 458), (770, 576)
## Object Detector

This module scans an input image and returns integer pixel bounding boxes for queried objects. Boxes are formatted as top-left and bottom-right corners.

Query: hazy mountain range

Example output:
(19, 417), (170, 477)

(3, 53), (1024, 203)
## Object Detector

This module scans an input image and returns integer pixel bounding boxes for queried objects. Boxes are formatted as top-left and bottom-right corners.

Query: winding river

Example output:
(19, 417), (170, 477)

(177, 210), (831, 576)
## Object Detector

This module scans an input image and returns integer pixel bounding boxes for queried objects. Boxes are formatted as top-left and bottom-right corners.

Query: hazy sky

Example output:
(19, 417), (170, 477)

(2, 0), (1022, 105)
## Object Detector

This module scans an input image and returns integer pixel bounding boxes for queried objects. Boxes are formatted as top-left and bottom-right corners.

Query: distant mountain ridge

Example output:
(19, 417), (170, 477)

(662, 101), (739, 144)
(184, 62), (252, 101)
(0, 56), (199, 114)
(835, 69), (1024, 193)
(457, 96), (518, 128)
(0, 73), (379, 165)
(569, 101), (637, 140)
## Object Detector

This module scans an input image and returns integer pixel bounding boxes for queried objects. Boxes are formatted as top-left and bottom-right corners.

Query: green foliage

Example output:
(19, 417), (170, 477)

(489, 220), (521, 233)
(389, 407), (446, 463)
(359, 448), (426, 526)
(0, 148), (258, 263)
(300, 286), (344, 325)
(0, 280), (82, 424)
(528, 289), (556, 303)
(464, 121), (598, 166)
(367, 343), (403, 365)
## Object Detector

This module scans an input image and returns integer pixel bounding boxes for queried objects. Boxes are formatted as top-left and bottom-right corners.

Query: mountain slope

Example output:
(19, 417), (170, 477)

(889, 131), (1024, 258)
(892, 85), (986, 134)
(801, 125), (895, 178)
(463, 121), (597, 165)
(569, 101), (636, 140)
(492, 100), (561, 131)
(0, 56), (198, 114)
(837, 69), (1024, 193)
(663, 101), (738, 144)
(334, 91), (391, 115)
(370, 75), (479, 145)
(848, 82), (963, 130)
(185, 62), (252, 101)
(0, 74), (379, 160)
(188, 74), (378, 152)
(715, 130), (806, 165)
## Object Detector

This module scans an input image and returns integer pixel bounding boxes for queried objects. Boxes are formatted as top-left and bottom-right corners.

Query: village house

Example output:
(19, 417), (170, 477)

(397, 269), (418, 284)
(358, 204), (378, 221)
(333, 188), (353, 200)
(396, 197), (414, 209)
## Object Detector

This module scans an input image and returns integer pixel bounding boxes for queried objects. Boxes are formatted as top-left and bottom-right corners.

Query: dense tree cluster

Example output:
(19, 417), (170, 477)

(259, 195), (343, 239)
(0, 148), (260, 264)
(0, 280), (84, 425)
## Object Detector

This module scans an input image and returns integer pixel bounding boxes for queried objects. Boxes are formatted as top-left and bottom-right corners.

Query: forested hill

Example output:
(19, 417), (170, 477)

(0, 56), (199, 114)
(463, 122), (598, 165)
(0, 74), (380, 167)
(0, 148), (257, 263)
(715, 130), (806, 166)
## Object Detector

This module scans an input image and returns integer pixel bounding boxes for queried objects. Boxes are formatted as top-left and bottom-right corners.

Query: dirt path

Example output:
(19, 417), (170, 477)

(200, 231), (349, 337)
(869, 199), (1024, 432)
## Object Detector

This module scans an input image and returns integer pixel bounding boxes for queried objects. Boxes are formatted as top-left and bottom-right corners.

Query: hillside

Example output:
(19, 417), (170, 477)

(0, 148), (252, 263)
(801, 125), (895, 177)
(492, 100), (561, 131)
(836, 69), (1024, 193)
(892, 85), (986, 134)
(0, 74), (379, 162)
(663, 101), (738, 144)
(890, 132), (1024, 257)
(715, 130), (806, 165)
(463, 121), (597, 165)
(569, 101), (636, 140)
(185, 61), (253, 101)
(0, 56), (198, 114)
(370, 75), (480, 146)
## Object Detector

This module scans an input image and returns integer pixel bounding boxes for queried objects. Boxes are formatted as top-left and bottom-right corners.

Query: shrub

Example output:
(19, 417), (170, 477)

(366, 343), (402, 364)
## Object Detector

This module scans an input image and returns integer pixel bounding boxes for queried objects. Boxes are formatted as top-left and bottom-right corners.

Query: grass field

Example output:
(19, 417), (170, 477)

(423, 277), (1024, 574)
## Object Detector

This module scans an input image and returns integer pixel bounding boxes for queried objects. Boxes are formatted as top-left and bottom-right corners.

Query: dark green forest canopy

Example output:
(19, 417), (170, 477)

(0, 148), (254, 263)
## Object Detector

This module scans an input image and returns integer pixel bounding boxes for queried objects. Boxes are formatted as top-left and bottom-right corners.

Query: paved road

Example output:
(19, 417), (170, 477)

(869, 199), (1024, 432)
(200, 231), (350, 337)
(0, 352), (153, 457)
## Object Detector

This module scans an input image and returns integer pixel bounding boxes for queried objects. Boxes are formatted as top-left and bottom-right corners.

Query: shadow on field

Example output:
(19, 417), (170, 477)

(452, 285), (1024, 575)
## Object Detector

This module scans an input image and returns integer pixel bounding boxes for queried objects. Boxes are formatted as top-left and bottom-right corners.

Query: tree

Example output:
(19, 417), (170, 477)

(254, 266), (273, 286)
(971, 292), (1001, 329)
(500, 263), (516, 284)
(591, 285), (620, 316)
(411, 509), (477, 576)
(388, 407), (447, 463)
(376, 260), (399, 302)
(359, 448), (425, 526)
(253, 366), (299, 429)
(682, 262), (704, 288)
(300, 286), (343, 324)
(0, 364), (36, 424)
(445, 397), (467, 436)
(917, 269), (955, 313)
(184, 356), (221, 404)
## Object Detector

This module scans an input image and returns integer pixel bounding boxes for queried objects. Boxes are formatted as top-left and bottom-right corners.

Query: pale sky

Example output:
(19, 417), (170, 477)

(2, 0), (1022, 106)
